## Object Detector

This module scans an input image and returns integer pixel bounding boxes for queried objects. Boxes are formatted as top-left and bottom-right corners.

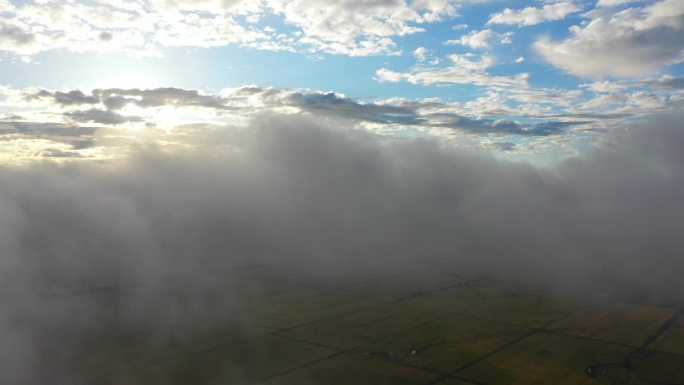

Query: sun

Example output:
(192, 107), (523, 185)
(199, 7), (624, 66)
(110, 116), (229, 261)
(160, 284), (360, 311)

(85, 54), (174, 90)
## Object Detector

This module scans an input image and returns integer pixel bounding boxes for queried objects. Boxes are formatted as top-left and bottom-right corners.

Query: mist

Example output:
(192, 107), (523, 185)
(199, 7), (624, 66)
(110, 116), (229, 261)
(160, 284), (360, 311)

(1, 112), (684, 384)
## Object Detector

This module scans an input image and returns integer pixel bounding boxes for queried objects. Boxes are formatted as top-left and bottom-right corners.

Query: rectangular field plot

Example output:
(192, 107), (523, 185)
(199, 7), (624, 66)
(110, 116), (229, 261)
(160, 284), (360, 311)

(257, 353), (440, 385)
(545, 301), (676, 347)
(353, 314), (531, 373)
(648, 314), (684, 355)
(278, 302), (451, 350)
(106, 334), (338, 385)
(249, 292), (390, 329)
(346, 272), (469, 298)
(405, 280), (579, 328)
(627, 351), (684, 384)
(454, 332), (633, 385)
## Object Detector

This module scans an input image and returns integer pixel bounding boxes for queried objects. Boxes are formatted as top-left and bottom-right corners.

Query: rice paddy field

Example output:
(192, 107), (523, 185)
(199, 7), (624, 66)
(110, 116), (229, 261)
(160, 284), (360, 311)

(34, 266), (684, 385)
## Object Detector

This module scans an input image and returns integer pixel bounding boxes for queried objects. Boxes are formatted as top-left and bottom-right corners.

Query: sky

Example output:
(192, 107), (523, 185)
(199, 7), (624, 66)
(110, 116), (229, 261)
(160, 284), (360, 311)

(0, 0), (683, 163)
(1, 2), (684, 383)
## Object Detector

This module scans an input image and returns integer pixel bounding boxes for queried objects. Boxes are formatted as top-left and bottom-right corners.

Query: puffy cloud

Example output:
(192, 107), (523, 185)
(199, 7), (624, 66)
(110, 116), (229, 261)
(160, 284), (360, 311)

(264, 0), (460, 55)
(0, 0), (469, 57)
(488, 1), (582, 26)
(373, 68), (405, 83)
(499, 31), (513, 44)
(412, 46), (439, 64)
(445, 29), (513, 49)
(535, 0), (684, 78)
(446, 28), (495, 49)
(413, 46), (429, 61)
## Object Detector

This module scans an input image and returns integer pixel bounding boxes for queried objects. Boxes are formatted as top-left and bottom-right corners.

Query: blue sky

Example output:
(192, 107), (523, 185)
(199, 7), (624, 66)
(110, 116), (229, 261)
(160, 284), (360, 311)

(0, 0), (683, 162)
(0, 1), (629, 94)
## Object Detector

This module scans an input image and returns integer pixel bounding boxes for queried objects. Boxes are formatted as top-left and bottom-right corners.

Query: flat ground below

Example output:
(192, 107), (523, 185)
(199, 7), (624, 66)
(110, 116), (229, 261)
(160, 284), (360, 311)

(36, 265), (684, 385)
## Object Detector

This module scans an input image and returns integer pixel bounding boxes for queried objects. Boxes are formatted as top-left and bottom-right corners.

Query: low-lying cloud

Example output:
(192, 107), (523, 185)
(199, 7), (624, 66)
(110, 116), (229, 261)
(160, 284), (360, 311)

(1, 111), (683, 383)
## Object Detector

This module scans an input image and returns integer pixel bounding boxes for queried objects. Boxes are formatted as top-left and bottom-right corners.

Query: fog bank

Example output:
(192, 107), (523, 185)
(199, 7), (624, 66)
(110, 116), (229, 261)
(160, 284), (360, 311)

(1, 112), (683, 383)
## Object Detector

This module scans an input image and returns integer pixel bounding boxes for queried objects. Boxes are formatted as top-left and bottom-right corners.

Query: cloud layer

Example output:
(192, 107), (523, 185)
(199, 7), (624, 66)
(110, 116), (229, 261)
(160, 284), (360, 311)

(1, 82), (681, 162)
(1, 111), (684, 383)
(1, 84), (613, 162)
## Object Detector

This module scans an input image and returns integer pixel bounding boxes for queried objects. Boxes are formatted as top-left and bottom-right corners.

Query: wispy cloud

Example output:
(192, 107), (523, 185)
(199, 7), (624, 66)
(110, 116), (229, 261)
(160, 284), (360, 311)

(376, 54), (530, 88)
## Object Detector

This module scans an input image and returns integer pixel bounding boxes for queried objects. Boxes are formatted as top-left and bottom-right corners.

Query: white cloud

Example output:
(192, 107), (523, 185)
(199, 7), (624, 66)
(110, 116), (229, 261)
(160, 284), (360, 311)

(265, 0), (460, 55)
(446, 29), (495, 49)
(376, 54), (530, 88)
(488, 1), (582, 26)
(581, 80), (630, 93)
(374, 68), (404, 83)
(515, 56), (525, 63)
(412, 46), (440, 64)
(0, 0), (467, 57)
(445, 29), (513, 49)
(535, 0), (684, 78)
(413, 46), (428, 62)
(596, 0), (642, 7)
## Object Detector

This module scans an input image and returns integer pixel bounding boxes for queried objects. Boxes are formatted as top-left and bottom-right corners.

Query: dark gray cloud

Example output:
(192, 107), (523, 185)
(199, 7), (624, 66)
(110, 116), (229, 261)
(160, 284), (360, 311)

(278, 91), (586, 136)
(529, 121), (588, 135)
(283, 92), (420, 125)
(0, 112), (683, 383)
(0, 22), (35, 46)
(29, 87), (231, 111)
(70, 139), (96, 149)
(0, 121), (97, 137)
(536, 112), (635, 120)
(492, 141), (516, 151)
(29, 90), (100, 106)
(429, 115), (588, 136)
(282, 92), (583, 136)
(0, 121), (99, 151)
(39, 148), (85, 158)
(94, 87), (231, 110)
(26, 87), (585, 136)
(652, 75), (684, 90)
(65, 108), (142, 125)
(98, 31), (113, 41)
